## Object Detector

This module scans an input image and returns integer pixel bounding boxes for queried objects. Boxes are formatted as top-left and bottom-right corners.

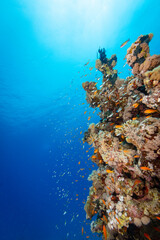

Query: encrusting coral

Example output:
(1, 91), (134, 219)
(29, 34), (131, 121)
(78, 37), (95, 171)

(82, 34), (160, 240)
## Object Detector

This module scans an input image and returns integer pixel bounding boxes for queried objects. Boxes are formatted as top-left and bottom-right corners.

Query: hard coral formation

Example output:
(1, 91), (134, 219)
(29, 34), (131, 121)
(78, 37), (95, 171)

(82, 34), (160, 240)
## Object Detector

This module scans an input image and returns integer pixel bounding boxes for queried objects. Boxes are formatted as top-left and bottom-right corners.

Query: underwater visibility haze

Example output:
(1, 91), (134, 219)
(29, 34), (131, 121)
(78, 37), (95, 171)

(0, 0), (160, 239)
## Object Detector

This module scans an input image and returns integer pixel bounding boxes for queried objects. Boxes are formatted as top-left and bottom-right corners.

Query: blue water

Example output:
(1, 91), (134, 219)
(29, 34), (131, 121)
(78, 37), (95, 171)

(0, 0), (160, 239)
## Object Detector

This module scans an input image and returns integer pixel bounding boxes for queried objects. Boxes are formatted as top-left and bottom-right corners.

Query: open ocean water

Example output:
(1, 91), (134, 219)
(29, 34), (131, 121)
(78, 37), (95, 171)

(0, 0), (160, 239)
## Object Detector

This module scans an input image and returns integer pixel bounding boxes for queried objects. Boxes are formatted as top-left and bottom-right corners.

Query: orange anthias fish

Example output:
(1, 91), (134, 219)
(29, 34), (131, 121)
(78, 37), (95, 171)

(144, 233), (151, 240)
(115, 217), (120, 224)
(144, 109), (157, 114)
(103, 225), (107, 240)
(84, 61), (90, 66)
(156, 216), (160, 220)
(115, 125), (123, 128)
(106, 170), (113, 173)
(103, 215), (108, 223)
(140, 166), (153, 171)
(153, 227), (160, 232)
(88, 116), (91, 121)
(120, 39), (130, 48)
(133, 179), (141, 188)
(133, 103), (139, 108)
(82, 226), (84, 235)
(102, 199), (107, 206)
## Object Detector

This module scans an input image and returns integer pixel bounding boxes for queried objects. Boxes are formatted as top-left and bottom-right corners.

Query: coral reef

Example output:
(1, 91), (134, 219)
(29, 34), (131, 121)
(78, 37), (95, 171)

(82, 34), (160, 240)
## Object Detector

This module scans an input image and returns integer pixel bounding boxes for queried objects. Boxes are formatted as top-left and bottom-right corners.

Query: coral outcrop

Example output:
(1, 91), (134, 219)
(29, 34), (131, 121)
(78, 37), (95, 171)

(82, 34), (160, 240)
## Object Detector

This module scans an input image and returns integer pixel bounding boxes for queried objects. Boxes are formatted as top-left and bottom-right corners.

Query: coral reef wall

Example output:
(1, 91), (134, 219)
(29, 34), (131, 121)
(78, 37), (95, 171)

(82, 34), (160, 240)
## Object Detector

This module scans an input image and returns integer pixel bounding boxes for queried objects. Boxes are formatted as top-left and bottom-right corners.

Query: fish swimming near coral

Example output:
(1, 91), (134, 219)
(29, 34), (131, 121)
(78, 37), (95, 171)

(103, 225), (107, 240)
(153, 227), (160, 232)
(106, 170), (113, 173)
(115, 125), (123, 128)
(82, 226), (84, 235)
(144, 233), (151, 240)
(84, 60), (90, 66)
(140, 166), (153, 171)
(144, 109), (157, 114)
(120, 39), (130, 48)
(132, 103), (139, 108)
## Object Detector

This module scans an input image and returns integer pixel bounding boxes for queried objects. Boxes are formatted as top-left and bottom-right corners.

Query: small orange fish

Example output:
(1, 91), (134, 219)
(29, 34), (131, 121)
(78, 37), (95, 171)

(144, 233), (151, 240)
(156, 216), (160, 220)
(123, 150), (130, 153)
(115, 217), (120, 224)
(145, 115), (152, 118)
(121, 135), (125, 139)
(107, 186), (111, 191)
(133, 103), (139, 108)
(103, 225), (107, 240)
(133, 179), (141, 186)
(120, 39), (130, 48)
(102, 199), (107, 206)
(132, 117), (137, 120)
(106, 170), (113, 173)
(86, 236), (90, 238)
(115, 125), (123, 128)
(134, 155), (140, 158)
(82, 226), (84, 235)
(92, 155), (97, 159)
(94, 149), (98, 153)
(97, 104), (100, 107)
(88, 116), (91, 121)
(99, 160), (103, 164)
(110, 123), (114, 126)
(144, 109), (157, 114)
(111, 177), (114, 183)
(80, 131), (82, 134)
(78, 161), (80, 164)
(153, 227), (160, 232)
(140, 166), (153, 171)
(84, 61), (90, 66)
(89, 67), (93, 71)
(84, 111), (87, 114)
(103, 215), (108, 223)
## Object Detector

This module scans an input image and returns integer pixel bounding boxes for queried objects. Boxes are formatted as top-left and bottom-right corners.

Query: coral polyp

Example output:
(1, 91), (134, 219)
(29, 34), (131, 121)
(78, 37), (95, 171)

(82, 34), (160, 239)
